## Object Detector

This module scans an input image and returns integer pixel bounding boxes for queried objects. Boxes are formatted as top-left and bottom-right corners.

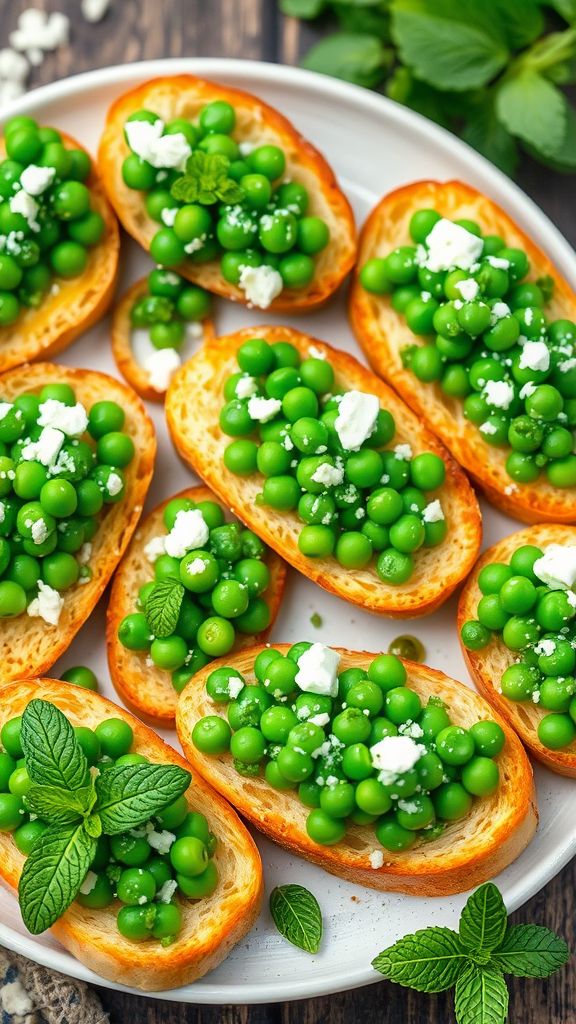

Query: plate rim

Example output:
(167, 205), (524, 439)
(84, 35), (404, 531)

(0, 55), (575, 1005)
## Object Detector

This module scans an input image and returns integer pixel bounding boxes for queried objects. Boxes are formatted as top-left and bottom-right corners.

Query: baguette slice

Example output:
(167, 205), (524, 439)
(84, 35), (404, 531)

(458, 523), (576, 776)
(0, 678), (262, 991)
(176, 644), (537, 897)
(349, 179), (576, 524)
(106, 484), (288, 723)
(0, 132), (119, 373)
(0, 362), (155, 680)
(165, 325), (481, 617)
(98, 75), (356, 311)
(110, 277), (216, 403)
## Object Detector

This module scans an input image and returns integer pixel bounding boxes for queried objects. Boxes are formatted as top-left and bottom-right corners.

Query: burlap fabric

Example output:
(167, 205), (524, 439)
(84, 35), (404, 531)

(0, 947), (108, 1024)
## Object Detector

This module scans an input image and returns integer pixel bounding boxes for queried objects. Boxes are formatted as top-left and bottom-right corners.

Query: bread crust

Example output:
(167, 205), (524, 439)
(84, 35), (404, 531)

(0, 132), (119, 373)
(165, 324), (482, 617)
(97, 75), (356, 311)
(0, 678), (263, 991)
(110, 277), (216, 403)
(458, 523), (576, 776)
(349, 179), (576, 524)
(176, 644), (537, 896)
(106, 484), (288, 723)
(0, 362), (155, 680)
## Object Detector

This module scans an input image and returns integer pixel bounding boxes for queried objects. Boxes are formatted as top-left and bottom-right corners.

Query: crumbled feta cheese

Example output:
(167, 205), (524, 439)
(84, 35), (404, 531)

(308, 712), (330, 727)
(147, 829), (176, 855)
(334, 390), (379, 452)
(368, 849), (384, 869)
(534, 638), (557, 657)
(558, 357), (576, 374)
(106, 472), (123, 496)
(165, 508), (209, 558)
(144, 347), (181, 392)
(295, 643), (341, 697)
(480, 420), (498, 436)
(422, 499), (444, 523)
(235, 375), (259, 400)
(125, 118), (191, 170)
(227, 676), (244, 699)
(238, 264), (283, 309)
(567, 591), (576, 609)
(79, 870), (98, 895)
(532, 690), (541, 704)
(38, 399), (88, 436)
(10, 188), (39, 231)
(483, 380), (514, 410)
(144, 535), (166, 562)
(519, 381), (537, 400)
(186, 556), (207, 575)
(21, 426), (65, 467)
(518, 340), (550, 373)
(490, 301), (510, 324)
(31, 518), (48, 545)
(157, 879), (178, 904)
(81, 0), (110, 23)
(504, 483), (519, 495)
(310, 461), (344, 487)
(239, 141), (255, 156)
(247, 396), (282, 423)
(308, 345), (326, 360)
(0, 47), (29, 82)
(454, 278), (479, 302)
(533, 544), (576, 591)
(370, 735), (424, 774)
(160, 206), (178, 227)
(0, 403), (13, 421)
(27, 581), (64, 626)
(394, 443), (413, 461)
(486, 255), (510, 269)
(0, 980), (33, 1017)
(78, 542), (92, 565)
(423, 218), (483, 272)
(20, 164), (55, 195)
(10, 9), (70, 53)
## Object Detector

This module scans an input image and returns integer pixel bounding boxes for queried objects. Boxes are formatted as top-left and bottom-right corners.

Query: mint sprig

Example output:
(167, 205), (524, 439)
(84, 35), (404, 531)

(16, 699), (191, 934)
(372, 882), (569, 1024)
(145, 578), (184, 638)
(269, 884), (323, 954)
(171, 152), (245, 206)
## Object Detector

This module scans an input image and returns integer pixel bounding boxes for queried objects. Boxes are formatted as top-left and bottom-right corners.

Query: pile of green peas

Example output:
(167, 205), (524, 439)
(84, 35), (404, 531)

(192, 645), (505, 851)
(220, 336), (448, 585)
(0, 383), (134, 619)
(122, 101), (331, 292)
(0, 116), (105, 325)
(360, 208), (576, 488)
(130, 268), (211, 351)
(0, 709), (218, 945)
(118, 496), (274, 693)
(461, 544), (576, 751)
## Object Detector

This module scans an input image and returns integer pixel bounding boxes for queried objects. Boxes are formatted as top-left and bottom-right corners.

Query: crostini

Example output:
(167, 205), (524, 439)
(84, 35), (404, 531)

(111, 271), (215, 403)
(0, 119), (119, 373)
(165, 325), (481, 617)
(176, 643), (537, 896)
(0, 678), (262, 990)
(98, 75), (356, 312)
(107, 484), (287, 723)
(349, 180), (576, 524)
(0, 362), (155, 680)
(459, 524), (576, 777)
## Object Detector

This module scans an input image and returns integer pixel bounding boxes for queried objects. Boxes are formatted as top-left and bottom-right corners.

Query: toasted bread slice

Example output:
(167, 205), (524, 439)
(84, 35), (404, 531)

(176, 644), (537, 897)
(110, 278), (216, 403)
(0, 132), (119, 373)
(165, 325), (481, 617)
(0, 362), (155, 680)
(98, 75), (356, 311)
(349, 179), (576, 525)
(458, 523), (576, 776)
(0, 678), (262, 991)
(106, 484), (288, 724)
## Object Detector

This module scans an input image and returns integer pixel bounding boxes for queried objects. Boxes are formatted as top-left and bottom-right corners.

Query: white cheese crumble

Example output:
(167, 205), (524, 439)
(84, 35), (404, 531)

(106, 472), (123, 497)
(238, 264), (283, 309)
(78, 542), (92, 565)
(10, 188), (39, 231)
(534, 638), (556, 657)
(31, 518), (48, 545)
(422, 499), (444, 523)
(454, 278), (479, 301)
(27, 581), (64, 626)
(0, 403), (12, 420)
(20, 164), (55, 195)
(79, 870), (98, 895)
(125, 118), (191, 170)
(21, 426), (65, 467)
(157, 878), (179, 904)
(235, 375), (259, 399)
(38, 399), (88, 436)
(248, 395), (282, 423)
(308, 345), (326, 360)
(227, 675), (244, 699)
(10, 9), (70, 53)
(518, 340), (550, 373)
(165, 508), (209, 558)
(0, 980), (33, 1017)
(480, 420), (498, 436)
(144, 347), (181, 392)
(295, 643), (341, 697)
(370, 735), (424, 774)
(368, 849), (384, 869)
(82, 0), (111, 21)
(310, 461), (344, 487)
(160, 206), (178, 227)
(334, 390), (380, 452)
(186, 556), (207, 575)
(308, 712), (330, 727)
(533, 544), (576, 591)
(486, 255), (510, 269)
(483, 379), (514, 410)
(144, 535), (166, 563)
(490, 301), (510, 324)
(147, 828), (176, 855)
(519, 381), (537, 400)
(394, 443), (413, 461)
(422, 218), (483, 273)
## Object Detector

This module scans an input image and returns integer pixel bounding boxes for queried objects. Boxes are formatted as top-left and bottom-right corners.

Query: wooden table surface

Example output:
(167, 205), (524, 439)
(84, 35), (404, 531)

(2, 1), (573, 1021)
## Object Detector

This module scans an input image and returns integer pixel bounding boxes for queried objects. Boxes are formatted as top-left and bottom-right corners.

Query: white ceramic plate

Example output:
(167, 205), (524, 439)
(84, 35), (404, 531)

(0, 58), (574, 1005)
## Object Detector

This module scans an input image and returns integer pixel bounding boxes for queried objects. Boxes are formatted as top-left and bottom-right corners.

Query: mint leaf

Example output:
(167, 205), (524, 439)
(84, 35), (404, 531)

(372, 927), (466, 992)
(496, 71), (566, 158)
(95, 763), (191, 834)
(492, 924), (570, 977)
(21, 699), (89, 792)
(493, 0), (544, 50)
(301, 33), (392, 89)
(454, 963), (509, 1024)
(529, 98), (576, 170)
(269, 884), (323, 954)
(25, 784), (95, 825)
(171, 152), (244, 206)
(145, 579), (185, 638)
(280, 0), (326, 17)
(391, 1), (508, 91)
(462, 105), (519, 177)
(18, 822), (95, 934)
(334, 3), (390, 37)
(459, 883), (508, 955)
(84, 813), (102, 839)
(546, 0), (576, 23)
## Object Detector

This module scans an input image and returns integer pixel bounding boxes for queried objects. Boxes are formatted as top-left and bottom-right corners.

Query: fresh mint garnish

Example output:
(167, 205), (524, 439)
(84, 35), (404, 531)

(21, 698), (89, 792)
(25, 784), (96, 825)
(95, 763), (191, 834)
(19, 822), (96, 935)
(145, 578), (185, 638)
(372, 882), (569, 1024)
(269, 884), (323, 954)
(171, 152), (245, 206)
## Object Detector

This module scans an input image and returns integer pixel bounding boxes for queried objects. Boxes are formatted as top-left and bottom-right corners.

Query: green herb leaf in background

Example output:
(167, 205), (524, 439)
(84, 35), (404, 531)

(95, 763), (191, 834)
(454, 963), (509, 1024)
(18, 822), (96, 935)
(492, 924), (570, 977)
(372, 926), (466, 992)
(24, 784), (95, 825)
(21, 699), (89, 792)
(269, 884), (323, 954)
(462, 106), (519, 177)
(459, 882), (508, 955)
(302, 31), (392, 87)
(496, 70), (567, 157)
(145, 578), (185, 638)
